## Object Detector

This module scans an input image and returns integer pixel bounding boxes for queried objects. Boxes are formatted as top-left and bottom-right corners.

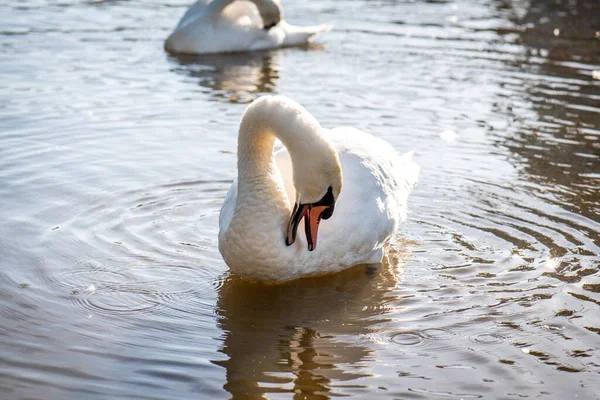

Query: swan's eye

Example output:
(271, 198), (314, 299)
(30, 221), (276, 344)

(313, 186), (335, 220)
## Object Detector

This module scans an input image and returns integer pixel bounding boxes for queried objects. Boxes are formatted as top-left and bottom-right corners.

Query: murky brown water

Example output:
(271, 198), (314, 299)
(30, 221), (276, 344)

(1, 0), (599, 398)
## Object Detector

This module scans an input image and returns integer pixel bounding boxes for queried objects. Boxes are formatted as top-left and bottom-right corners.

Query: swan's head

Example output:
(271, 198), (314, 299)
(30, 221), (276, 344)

(285, 138), (342, 251)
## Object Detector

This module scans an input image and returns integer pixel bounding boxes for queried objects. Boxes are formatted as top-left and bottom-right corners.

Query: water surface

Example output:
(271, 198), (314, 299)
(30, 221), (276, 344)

(1, 0), (599, 398)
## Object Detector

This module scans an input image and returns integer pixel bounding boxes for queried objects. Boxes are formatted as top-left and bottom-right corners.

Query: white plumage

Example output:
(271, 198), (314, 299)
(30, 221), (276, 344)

(219, 96), (419, 282)
(165, 0), (331, 54)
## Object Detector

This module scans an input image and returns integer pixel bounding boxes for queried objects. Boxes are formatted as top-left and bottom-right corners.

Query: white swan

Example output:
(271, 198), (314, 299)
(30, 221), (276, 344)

(218, 96), (420, 282)
(165, 0), (331, 54)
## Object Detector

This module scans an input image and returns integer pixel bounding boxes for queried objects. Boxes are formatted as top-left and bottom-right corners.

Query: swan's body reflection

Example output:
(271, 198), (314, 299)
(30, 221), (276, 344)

(169, 50), (281, 103)
(213, 246), (410, 398)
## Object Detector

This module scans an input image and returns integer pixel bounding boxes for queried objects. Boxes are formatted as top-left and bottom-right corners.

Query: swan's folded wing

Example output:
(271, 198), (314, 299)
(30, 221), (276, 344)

(219, 179), (238, 233)
(273, 147), (295, 205)
(221, 0), (264, 27)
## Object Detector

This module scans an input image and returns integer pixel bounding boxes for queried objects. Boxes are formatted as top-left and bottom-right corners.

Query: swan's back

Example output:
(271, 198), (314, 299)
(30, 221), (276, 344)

(270, 127), (419, 274)
(274, 127), (418, 222)
(166, 0), (271, 54)
(174, 0), (262, 30)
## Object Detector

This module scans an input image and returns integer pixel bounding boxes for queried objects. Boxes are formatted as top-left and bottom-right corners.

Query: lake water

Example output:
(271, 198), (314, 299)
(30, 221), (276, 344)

(1, 0), (599, 398)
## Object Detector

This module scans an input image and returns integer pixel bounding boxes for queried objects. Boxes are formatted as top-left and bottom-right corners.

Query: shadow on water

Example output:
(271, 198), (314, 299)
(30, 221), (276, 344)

(213, 245), (411, 399)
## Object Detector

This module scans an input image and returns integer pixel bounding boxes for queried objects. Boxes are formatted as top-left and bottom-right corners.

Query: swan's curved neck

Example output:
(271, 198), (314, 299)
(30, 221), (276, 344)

(236, 97), (321, 191)
(223, 96), (337, 271)
(226, 96), (328, 261)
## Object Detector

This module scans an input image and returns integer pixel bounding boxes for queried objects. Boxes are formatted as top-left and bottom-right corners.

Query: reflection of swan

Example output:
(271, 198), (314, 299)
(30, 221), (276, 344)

(165, 0), (331, 54)
(168, 51), (281, 103)
(219, 96), (420, 282)
(213, 251), (408, 398)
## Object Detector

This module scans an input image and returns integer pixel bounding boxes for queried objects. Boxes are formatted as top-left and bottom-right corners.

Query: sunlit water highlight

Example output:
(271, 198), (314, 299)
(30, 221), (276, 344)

(1, 0), (599, 399)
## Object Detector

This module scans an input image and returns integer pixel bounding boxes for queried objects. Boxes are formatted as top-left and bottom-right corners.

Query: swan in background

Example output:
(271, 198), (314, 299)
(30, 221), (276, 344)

(218, 95), (419, 282)
(165, 0), (332, 54)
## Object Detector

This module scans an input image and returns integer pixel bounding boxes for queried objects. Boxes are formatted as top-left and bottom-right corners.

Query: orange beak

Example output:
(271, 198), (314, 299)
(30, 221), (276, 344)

(304, 205), (328, 251)
(286, 203), (330, 251)
(285, 187), (336, 251)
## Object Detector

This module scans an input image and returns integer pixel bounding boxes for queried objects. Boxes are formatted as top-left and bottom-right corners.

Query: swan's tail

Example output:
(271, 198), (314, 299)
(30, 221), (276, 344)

(280, 20), (333, 47)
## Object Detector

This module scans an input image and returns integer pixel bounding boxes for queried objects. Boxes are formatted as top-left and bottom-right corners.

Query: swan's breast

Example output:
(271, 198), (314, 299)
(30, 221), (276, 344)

(219, 177), (298, 281)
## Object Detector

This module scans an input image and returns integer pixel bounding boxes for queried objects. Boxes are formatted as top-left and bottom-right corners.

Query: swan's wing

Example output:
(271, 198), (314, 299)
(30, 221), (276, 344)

(166, 0), (270, 54)
(222, 1), (330, 48)
(318, 127), (419, 256)
(274, 146), (295, 204)
(177, 0), (263, 29)
(220, 0), (263, 27)
(219, 179), (238, 234)
(273, 126), (418, 268)
(338, 128), (418, 218)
